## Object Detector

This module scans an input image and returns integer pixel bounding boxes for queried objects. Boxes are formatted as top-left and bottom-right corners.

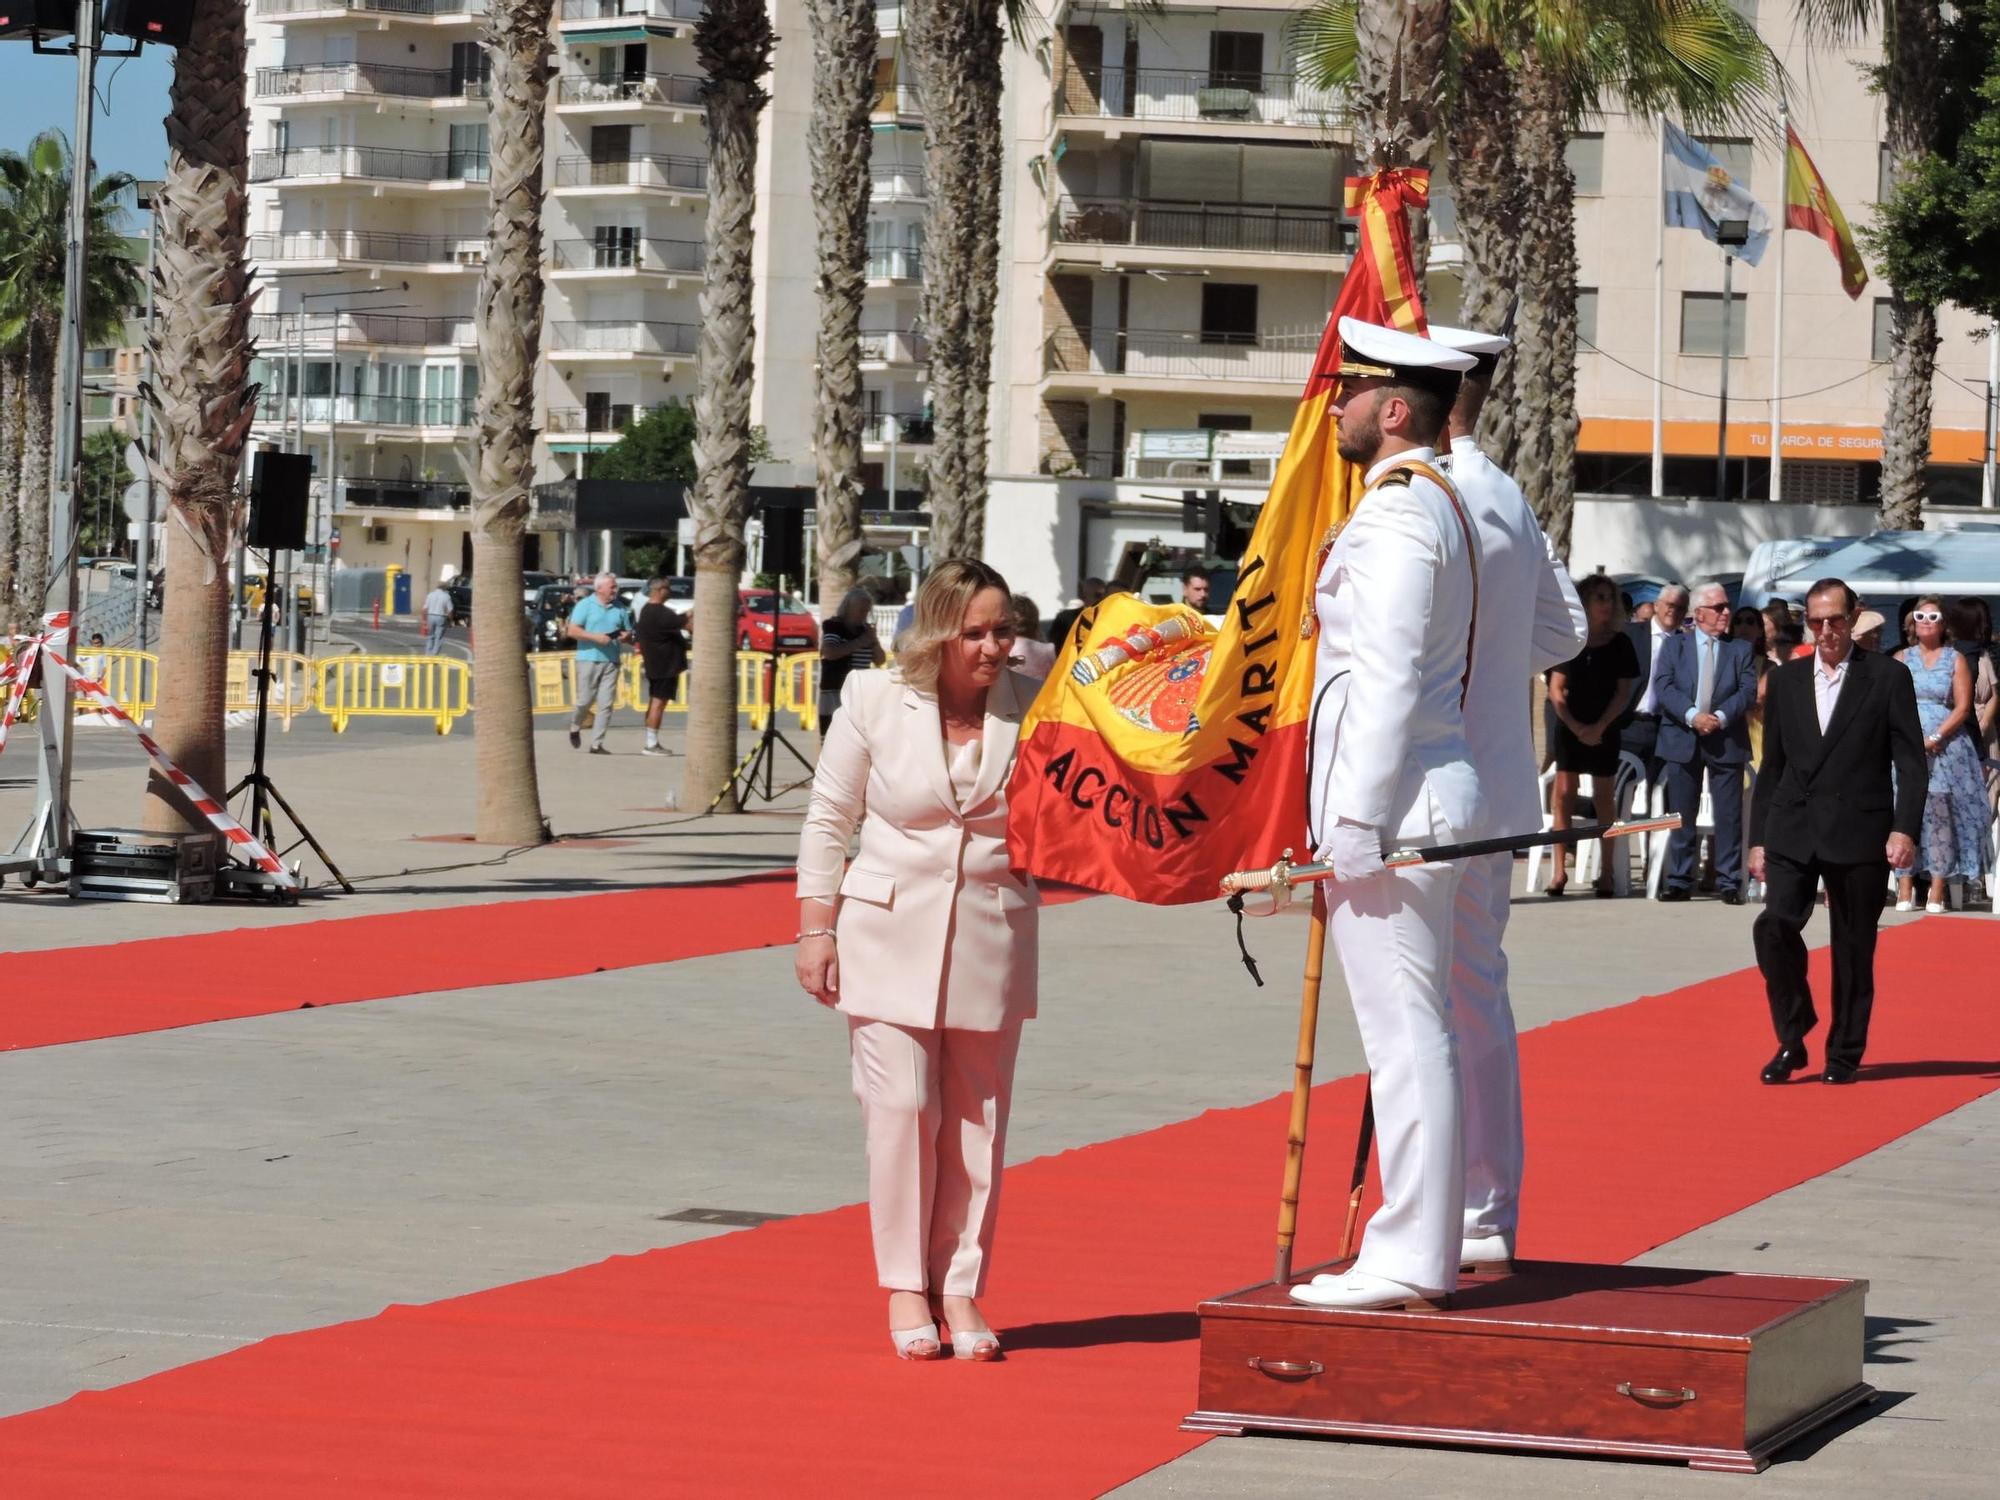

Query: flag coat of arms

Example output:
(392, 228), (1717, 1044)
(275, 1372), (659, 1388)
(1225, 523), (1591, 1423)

(1004, 169), (1432, 905)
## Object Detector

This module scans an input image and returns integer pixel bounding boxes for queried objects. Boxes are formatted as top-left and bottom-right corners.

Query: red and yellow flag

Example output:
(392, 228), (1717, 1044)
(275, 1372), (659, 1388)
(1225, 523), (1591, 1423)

(1784, 125), (1868, 300)
(1004, 169), (1432, 905)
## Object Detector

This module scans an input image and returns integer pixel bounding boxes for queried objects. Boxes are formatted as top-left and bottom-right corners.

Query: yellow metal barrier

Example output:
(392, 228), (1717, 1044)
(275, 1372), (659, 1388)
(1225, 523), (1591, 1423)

(772, 653), (819, 733)
(72, 649), (158, 723)
(317, 654), (470, 735)
(529, 653), (579, 715)
(226, 651), (314, 730)
(522, 650), (815, 727)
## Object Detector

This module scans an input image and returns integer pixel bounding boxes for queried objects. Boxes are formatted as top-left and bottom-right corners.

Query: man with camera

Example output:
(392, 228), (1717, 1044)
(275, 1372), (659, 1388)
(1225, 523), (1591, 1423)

(566, 571), (637, 754)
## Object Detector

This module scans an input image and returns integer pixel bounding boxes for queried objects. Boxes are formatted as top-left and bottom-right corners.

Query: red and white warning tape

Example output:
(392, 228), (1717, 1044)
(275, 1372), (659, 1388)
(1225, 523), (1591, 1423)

(0, 612), (297, 887)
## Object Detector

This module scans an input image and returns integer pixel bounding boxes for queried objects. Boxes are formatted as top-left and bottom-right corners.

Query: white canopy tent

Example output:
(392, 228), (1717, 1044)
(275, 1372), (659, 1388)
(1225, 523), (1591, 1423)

(1766, 530), (2000, 604)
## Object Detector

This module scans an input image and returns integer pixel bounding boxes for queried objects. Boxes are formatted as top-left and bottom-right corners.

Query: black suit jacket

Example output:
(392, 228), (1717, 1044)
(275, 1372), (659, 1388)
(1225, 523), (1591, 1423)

(1749, 647), (1928, 866)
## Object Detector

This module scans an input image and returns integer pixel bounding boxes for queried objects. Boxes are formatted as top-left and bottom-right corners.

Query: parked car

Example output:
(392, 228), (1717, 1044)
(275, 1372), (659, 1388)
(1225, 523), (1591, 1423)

(735, 589), (820, 653)
(528, 582), (581, 652)
(520, 570), (559, 607)
(445, 577), (472, 625)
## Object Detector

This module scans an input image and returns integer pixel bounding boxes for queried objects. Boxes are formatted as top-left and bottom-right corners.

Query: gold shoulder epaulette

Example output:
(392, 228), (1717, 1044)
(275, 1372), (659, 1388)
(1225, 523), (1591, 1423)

(1372, 470), (1413, 488)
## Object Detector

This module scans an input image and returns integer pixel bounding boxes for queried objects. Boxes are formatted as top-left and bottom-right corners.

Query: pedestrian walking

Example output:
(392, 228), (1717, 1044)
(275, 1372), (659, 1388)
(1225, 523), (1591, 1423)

(817, 588), (881, 733)
(636, 577), (688, 756)
(422, 575), (454, 656)
(565, 571), (634, 754)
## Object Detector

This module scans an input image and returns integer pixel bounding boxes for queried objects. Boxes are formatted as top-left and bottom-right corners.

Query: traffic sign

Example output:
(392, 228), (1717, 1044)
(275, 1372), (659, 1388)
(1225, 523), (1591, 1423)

(122, 481), (154, 524)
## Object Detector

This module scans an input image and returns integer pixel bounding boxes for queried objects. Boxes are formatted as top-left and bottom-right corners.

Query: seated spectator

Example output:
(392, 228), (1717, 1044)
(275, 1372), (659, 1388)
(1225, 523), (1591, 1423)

(1008, 594), (1057, 680)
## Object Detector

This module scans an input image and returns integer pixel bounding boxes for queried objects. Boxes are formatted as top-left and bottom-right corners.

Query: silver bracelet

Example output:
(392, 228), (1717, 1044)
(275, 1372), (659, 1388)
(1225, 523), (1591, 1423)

(797, 928), (837, 942)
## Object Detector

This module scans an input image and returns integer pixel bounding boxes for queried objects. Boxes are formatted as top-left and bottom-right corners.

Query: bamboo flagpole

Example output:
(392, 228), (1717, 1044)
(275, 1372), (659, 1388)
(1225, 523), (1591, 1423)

(1274, 886), (1329, 1285)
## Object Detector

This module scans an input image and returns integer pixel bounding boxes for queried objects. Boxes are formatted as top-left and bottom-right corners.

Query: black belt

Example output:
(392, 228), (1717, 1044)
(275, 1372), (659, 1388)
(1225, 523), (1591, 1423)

(1629, 712), (1660, 723)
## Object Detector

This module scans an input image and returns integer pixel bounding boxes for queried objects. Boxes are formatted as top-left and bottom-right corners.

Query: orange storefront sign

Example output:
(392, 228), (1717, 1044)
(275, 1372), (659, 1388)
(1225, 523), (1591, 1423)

(1580, 417), (1987, 465)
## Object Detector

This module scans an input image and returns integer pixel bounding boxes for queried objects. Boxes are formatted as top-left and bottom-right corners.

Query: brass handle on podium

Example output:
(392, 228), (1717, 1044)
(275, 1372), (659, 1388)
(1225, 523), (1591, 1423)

(1618, 1382), (1696, 1405)
(1248, 1357), (1324, 1379)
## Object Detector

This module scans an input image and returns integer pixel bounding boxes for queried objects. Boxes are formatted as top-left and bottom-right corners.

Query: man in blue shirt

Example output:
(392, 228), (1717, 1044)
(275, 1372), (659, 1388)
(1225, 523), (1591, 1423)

(566, 571), (635, 753)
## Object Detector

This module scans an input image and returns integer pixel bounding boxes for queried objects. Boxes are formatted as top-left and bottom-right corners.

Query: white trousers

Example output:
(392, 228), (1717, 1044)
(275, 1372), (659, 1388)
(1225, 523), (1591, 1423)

(1447, 851), (1524, 1243)
(848, 1017), (1022, 1297)
(1327, 854), (1465, 1294)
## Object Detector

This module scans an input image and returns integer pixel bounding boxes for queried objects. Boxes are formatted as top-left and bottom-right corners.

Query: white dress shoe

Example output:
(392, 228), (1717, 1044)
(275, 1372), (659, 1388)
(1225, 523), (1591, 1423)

(1289, 1271), (1445, 1310)
(1460, 1234), (1515, 1274)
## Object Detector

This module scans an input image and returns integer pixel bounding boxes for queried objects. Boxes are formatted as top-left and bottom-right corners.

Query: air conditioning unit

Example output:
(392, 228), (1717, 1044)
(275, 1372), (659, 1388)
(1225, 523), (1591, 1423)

(365, 524), (391, 544)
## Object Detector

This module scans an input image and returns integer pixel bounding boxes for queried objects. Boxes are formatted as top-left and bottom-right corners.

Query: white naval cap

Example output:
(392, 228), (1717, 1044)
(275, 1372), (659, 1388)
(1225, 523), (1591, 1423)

(1334, 316), (1477, 380)
(1428, 323), (1511, 356)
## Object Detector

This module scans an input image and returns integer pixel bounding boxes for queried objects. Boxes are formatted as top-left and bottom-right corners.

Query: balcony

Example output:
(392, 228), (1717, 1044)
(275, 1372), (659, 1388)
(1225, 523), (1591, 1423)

(255, 0), (488, 22)
(1126, 428), (1289, 483)
(1038, 448), (1122, 479)
(551, 154), (708, 195)
(1055, 65), (1348, 133)
(248, 230), (488, 271)
(325, 478), (473, 515)
(547, 320), (701, 360)
(256, 393), (477, 430)
(249, 145), (491, 187)
(865, 246), (923, 284)
(863, 412), (934, 446)
(254, 63), (488, 103)
(549, 237), (706, 277)
(873, 83), (923, 119)
(1042, 327), (1316, 393)
(251, 312), (478, 350)
(869, 164), (926, 203)
(874, 0), (904, 36)
(554, 72), (706, 111)
(545, 402), (675, 438)
(1049, 195), (1354, 266)
(858, 328), (929, 366)
(557, 0), (704, 25)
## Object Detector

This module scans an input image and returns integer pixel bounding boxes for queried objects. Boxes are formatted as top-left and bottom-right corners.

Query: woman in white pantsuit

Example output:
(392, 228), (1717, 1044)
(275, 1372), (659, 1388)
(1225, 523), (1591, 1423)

(795, 559), (1041, 1362)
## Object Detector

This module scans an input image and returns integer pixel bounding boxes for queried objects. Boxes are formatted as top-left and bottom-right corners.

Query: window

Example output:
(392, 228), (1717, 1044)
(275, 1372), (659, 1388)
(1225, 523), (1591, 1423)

(83, 347), (115, 371)
(1680, 291), (1747, 356)
(1877, 143), (1898, 205)
(1200, 283), (1259, 345)
(1565, 133), (1604, 196)
(448, 124), (490, 181)
(1576, 287), (1599, 348)
(1207, 32), (1265, 89)
(450, 41), (491, 98)
(1871, 297), (1894, 362)
(1694, 135), (1753, 185)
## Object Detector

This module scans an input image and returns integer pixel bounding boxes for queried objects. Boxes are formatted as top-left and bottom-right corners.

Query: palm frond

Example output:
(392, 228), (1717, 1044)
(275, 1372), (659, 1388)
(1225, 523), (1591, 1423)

(1285, 0), (1357, 92)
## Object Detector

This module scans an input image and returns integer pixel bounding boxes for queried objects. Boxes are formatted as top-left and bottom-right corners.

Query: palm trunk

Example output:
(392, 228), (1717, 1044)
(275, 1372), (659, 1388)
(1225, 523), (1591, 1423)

(17, 320), (55, 615)
(682, 0), (774, 811)
(906, 0), (1003, 558)
(468, 0), (553, 846)
(1877, 0), (1945, 528)
(0, 353), (21, 631)
(1509, 42), (1579, 559)
(144, 0), (257, 836)
(1445, 40), (1524, 469)
(805, 0), (877, 606)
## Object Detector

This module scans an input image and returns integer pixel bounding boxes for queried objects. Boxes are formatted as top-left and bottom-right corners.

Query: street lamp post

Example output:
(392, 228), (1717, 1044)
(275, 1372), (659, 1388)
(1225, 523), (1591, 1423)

(134, 180), (161, 651)
(1713, 218), (1751, 505)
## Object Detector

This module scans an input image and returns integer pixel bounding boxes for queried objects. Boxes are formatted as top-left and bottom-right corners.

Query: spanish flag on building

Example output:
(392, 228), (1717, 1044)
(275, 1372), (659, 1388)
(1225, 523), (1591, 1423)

(1785, 125), (1868, 299)
(1005, 169), (1432, 905)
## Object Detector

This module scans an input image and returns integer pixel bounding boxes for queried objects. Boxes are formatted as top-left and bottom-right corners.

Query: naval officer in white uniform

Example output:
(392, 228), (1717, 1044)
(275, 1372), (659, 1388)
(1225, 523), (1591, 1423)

(1294, 318), (1486, 1310)
(1430, 323), (1586, 1275)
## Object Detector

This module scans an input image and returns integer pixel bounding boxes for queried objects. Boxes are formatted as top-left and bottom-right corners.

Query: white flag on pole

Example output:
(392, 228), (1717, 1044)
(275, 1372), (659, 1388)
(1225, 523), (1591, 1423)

(1662, 122), (1772, 265)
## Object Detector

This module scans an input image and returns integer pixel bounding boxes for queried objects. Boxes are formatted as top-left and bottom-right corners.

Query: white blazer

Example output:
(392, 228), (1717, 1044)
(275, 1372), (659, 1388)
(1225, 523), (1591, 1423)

(1445, 436), (1588, 834)
(796, 667), (1040, 1031)
(1308, 447), (1488, 850)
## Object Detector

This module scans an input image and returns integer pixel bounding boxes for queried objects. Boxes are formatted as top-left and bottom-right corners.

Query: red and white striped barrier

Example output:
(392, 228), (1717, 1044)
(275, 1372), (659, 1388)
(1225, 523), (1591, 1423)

(0, 613), (297, 888)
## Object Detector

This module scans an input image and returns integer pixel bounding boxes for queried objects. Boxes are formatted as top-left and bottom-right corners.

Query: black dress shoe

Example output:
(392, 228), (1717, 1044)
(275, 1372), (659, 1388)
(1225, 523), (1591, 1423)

(1721, 890), (1745, 906)
(1761, 1046), (1809, 1084)
(1659, 887), (1692, 903)
(1822, 1063), (1859, 1085)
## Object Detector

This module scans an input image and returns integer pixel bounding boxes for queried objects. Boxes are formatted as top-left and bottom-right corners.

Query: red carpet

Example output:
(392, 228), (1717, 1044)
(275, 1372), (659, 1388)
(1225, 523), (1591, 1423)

(0, 877), (1091, 1052)
(0, 919), (1995, 1496)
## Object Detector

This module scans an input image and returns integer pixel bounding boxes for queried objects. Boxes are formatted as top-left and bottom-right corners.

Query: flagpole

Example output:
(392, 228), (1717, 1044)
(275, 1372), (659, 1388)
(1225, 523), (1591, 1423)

(1772, 96), (1789, 503)
(1653, 118), (1667, 497)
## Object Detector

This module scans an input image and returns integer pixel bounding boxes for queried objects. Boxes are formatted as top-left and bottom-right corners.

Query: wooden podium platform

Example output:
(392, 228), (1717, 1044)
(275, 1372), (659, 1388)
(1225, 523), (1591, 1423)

(1185, 1261), (1872, 1472)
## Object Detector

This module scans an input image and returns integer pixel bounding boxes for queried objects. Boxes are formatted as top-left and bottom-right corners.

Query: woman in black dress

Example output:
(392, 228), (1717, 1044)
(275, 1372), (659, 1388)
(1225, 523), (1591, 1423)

(1545, 573), (1640, 897)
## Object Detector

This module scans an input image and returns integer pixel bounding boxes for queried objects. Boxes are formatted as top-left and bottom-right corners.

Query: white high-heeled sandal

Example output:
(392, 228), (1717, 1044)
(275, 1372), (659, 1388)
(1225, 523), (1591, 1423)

(950, 1327), (1002, 1362)
(891, 1323), (943, 1360)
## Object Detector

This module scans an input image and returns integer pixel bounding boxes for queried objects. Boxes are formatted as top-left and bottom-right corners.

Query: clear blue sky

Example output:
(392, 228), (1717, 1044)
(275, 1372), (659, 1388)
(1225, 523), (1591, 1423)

(0, 41), (174, 185)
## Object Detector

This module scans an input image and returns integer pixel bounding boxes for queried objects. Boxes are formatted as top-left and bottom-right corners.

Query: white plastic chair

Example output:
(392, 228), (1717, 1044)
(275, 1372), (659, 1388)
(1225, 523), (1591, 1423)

(1523, 765), (1559, 893)
(1648, 776), (1715, 899)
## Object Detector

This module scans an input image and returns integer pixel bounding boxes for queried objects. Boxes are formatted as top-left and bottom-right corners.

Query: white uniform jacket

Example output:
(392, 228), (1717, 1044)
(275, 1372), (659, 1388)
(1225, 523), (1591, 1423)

(796, 668), (1040, 1032)
(1443, 435), (1588, 834)
(1308, 448), (1488, 850)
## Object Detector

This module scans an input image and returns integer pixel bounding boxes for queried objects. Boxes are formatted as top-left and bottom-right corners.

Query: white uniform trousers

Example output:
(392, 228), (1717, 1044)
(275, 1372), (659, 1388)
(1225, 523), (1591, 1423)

(1447, 850), (1524, 1244)
(848, 1017), (1023, 1297)
(1328, 855), (1466, 1294)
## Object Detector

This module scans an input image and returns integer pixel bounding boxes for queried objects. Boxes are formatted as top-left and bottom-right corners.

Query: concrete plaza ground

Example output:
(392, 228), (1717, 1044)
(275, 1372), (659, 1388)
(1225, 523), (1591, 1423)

(0, 716), (1994, 1494)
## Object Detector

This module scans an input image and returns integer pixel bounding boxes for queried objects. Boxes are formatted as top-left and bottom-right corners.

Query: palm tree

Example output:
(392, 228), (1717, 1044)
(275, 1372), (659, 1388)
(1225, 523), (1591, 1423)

(682, 0), (775, 811)
(0, 132), (141, 621)
(466, 0), (554, 846)
(0, 346), (21, 630)
(804, 0), (879, 607)
(142, 0), (258, 835)
(1794, 1), (1945, 528)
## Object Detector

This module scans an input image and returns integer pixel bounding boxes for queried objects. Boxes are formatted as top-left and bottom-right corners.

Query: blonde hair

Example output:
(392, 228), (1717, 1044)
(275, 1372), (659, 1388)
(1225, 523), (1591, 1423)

(893, 558), (1011, 694)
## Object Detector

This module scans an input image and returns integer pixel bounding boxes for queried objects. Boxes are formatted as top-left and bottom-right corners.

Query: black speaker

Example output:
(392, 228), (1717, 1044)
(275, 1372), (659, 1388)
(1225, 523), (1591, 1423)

(249, 451), (312, 550)
(761, 505), (805, 585)
(102, 0), (194, 46)
(0, 0), (76, 39)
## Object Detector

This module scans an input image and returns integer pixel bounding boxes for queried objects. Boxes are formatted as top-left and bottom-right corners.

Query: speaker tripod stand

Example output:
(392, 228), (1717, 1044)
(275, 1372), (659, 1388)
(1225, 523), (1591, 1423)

(706, 580), (815, 813)
(221, 549), (353, 899)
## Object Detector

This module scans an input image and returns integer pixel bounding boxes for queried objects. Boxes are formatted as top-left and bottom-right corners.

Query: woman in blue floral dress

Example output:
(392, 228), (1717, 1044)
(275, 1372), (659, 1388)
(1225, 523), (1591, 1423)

(1895, 596), (1993, 912)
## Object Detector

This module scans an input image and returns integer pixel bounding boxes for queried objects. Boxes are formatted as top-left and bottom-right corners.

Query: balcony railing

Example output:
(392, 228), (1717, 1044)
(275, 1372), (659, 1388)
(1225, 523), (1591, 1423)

(1043, 327), (1317, 385)
(545, 402), (676, 434)
(249, 230), (487, 267)
(326, 479), (473, 513)
(256, 393), (478, 429)
(556, 72), (706, 107)
(1126, 428), (1289, 482)
(1051, 196), (1354, 257)
(869, 164), (926, 202)
(865, 246), (923, 282)
(858, 328), (929, 364)
(251, 312), (478, 348)
(552, 154), (708, 192)
(873, 84), (922, 116)
(864, 412), (934, 445)
(254, 63), (489, 100)
(548, 320), (701, 356)
(257, 0), (488, 16)
(549, 237), (706, 274)
(1056, 65), (1348, 130)
(559, 0), (704, 20)
(249, 146), (491, 185)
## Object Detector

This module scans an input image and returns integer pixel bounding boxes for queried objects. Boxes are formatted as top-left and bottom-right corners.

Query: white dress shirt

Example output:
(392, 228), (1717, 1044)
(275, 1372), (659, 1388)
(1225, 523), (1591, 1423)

(1684, 630), (1729, 728)
(1636, 620), (1673, 715)
(1813, 649), (1851, 732)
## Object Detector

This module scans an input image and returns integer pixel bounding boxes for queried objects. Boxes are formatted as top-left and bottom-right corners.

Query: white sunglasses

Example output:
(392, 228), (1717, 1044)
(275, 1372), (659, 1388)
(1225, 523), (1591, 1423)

(1909, 610), (1943, 624)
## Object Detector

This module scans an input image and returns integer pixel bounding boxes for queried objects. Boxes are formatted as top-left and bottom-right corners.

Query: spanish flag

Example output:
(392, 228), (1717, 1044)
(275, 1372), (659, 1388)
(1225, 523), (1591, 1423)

(1004, 169), (1432, 905)
(1784, 125), (1868, 299)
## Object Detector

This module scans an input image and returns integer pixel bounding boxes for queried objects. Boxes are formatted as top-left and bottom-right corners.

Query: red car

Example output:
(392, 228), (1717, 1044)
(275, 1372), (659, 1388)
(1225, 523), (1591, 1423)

(736, 589), (821, 654)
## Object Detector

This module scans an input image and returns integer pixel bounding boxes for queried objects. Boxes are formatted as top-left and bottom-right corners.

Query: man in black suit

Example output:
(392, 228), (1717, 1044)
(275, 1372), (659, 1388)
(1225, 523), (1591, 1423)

(1748, 578), (1928, 1085)
(1618, 583), (1689, 788)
